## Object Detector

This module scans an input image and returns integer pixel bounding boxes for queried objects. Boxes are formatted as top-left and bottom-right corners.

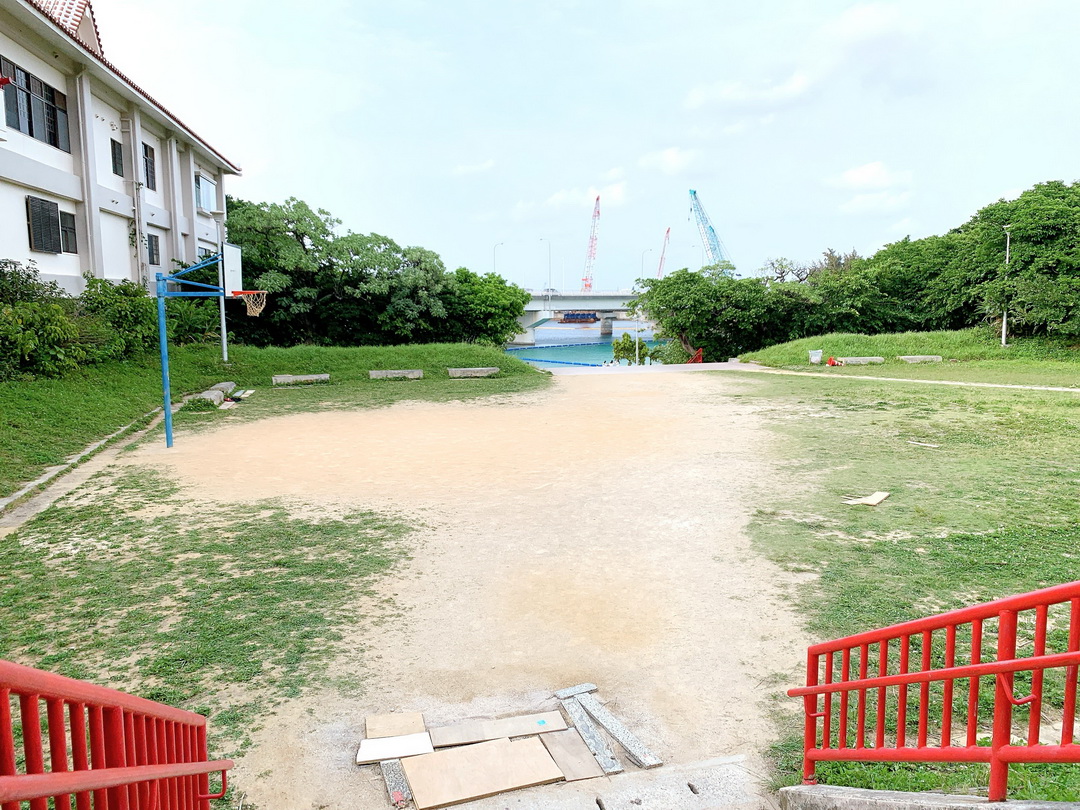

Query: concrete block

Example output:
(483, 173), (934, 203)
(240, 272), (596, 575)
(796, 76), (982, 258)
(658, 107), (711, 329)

(272, 374), (330, 385)
(554, 682), (597, 700)
(196, 390), (224, 406)
(838, 356), (885, 365)
(779, 785), (1068, 810)
(209, 381), (237, 394)
(898, 355), (943, 363)
(447, 367), (500, 378)
(369, 369), (423, 380)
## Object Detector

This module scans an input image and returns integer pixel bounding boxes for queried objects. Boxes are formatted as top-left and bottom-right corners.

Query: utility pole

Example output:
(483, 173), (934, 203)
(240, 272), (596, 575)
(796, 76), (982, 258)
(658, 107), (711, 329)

(493, 242), (503, 275)
(1002, 225), (1012, 347)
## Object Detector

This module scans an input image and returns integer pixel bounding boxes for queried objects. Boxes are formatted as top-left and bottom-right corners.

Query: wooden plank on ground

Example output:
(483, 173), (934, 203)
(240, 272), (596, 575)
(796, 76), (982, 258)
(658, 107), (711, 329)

(559, 699), (622, 774)
(367, 712), (426, 739)
(379, 759), (411, 807)
(554, 683), (597, 700)
(402, 737), (563, 809)
(356, 732), (434, 765)
(841, 491), (890, 506)
(540, 729), (605, 781)
(575, 693), (662, 769)
(428, 711), (566, 748)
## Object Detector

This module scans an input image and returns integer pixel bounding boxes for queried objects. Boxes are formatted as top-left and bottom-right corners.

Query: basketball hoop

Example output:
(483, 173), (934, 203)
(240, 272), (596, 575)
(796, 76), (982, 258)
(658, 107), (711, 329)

(233, 290), (267, 317)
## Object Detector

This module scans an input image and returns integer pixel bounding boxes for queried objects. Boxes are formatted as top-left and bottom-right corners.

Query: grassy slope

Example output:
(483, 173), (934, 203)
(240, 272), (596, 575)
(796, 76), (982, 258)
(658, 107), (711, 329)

(0, 343), (544, 498)
(743, 328), (1080, 387)
(729, 371), (1080, 798)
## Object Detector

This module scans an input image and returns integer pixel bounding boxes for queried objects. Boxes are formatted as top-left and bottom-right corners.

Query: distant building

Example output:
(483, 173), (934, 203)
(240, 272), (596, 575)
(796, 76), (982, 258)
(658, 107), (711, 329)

(0, 0), (240, 293)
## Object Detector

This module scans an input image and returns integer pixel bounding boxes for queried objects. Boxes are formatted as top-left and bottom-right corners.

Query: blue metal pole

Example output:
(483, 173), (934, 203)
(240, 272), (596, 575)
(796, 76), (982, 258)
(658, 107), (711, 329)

(156, 272), (174, 448)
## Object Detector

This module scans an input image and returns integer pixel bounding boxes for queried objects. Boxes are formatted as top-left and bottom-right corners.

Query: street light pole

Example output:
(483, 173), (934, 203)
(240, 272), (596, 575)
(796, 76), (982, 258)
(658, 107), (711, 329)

(641, 248), (652, 276)
(1002, 225), (1012, 347)
(493, 242), (504, 275)
(539, 237), (552, 290)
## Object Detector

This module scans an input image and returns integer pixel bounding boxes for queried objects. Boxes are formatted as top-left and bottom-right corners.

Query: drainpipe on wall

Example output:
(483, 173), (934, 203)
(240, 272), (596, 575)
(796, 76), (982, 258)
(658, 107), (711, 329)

(120, 115), (148, 288)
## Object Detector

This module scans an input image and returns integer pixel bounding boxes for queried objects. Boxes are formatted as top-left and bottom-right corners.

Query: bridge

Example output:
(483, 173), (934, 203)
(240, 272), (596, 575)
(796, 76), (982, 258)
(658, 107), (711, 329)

(514, 289), (638, 345)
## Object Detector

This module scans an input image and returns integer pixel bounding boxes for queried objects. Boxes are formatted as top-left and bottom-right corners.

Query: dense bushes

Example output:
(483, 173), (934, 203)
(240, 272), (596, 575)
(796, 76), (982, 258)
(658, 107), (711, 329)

(0, 261), (219, 380)
(636, 181), (1080, 360)
(222, 197), (529, 347)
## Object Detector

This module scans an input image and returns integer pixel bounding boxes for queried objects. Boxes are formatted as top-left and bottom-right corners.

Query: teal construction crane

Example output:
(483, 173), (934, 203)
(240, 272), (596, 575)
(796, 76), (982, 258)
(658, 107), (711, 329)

(688, 189), (730, 268)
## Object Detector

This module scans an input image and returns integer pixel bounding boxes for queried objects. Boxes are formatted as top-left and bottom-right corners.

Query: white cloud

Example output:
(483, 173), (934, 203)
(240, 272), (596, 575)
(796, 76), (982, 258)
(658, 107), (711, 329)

(889, 217), (918, 234)
(546, 181), (627, 208)
(637, 147), (698, 175)
(604, 167), (625, 181)
(684, 2), (922, 111)
(830, 161), (913, 191)
(685, 72), (812, 110)
(840, 190), (913, 215)
(452, 159), (495, 176)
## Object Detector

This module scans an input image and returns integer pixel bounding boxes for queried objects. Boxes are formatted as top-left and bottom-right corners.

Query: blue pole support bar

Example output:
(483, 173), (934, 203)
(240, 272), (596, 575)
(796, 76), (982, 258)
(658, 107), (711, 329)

(155, 254), (226, 448)
(156, 272), (174, 448)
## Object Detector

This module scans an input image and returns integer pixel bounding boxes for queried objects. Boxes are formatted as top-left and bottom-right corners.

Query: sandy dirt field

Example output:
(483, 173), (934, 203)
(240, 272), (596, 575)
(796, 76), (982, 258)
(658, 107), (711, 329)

(122, 370), (809, 808)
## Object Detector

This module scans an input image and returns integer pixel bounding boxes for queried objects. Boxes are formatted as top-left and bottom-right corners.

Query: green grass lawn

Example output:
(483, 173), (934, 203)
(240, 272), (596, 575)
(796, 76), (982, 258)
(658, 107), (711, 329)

(0, 343), (547, 764)
(742, 328), (1080, 388)
(727, 371), (1080, 799)
(0, 343), (546, 498)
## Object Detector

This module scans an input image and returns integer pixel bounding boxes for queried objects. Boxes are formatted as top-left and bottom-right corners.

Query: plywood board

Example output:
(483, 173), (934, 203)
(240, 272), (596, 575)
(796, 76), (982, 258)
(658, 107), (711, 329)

(576, 693), (662, 769)
(842, 491), (890, 506)
(540, 729), (605, 781)
(428, 711), (567, 748)
(367, 712), (426, 739)
(560, 699), (622, 774)
(355, 732), (434, 765)
(402, 737), (563, 809)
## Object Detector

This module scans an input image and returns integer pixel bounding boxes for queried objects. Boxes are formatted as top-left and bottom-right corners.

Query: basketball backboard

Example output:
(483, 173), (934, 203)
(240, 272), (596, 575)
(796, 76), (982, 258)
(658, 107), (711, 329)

(222, 242), (243, 297)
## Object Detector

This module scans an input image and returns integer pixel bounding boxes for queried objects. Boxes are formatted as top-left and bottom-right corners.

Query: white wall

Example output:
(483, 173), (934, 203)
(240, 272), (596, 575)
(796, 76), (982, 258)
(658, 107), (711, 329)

(91, 94), (125, 195)
(100, 210), (134, 281)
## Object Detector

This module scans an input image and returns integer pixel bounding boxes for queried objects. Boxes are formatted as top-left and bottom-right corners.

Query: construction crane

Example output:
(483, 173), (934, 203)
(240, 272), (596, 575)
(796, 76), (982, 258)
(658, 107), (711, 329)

(688, 189), (729, 267)
(656, 227), (671, 278)
(581, 195), (600, 292)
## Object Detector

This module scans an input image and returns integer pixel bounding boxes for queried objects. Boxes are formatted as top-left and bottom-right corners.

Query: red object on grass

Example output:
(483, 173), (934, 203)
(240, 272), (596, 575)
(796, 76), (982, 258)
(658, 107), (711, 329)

(0, 658), (233, 808)
(788, 581), (1080, 802)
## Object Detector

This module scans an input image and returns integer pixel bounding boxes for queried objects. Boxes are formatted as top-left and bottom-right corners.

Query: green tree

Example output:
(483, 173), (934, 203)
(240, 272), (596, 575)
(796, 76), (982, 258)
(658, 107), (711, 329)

(440, 268), (529, 344)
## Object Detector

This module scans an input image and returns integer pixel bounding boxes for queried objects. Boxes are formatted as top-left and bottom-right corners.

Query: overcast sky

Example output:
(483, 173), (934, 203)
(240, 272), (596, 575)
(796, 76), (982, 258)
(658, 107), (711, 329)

(93, 0), (1079, 291)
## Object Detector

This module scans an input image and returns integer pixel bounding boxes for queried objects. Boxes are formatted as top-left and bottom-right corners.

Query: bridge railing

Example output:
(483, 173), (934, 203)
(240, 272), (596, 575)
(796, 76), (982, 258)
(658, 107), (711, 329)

(788, 581), (1080, 801)
(0, 659), (232, 810)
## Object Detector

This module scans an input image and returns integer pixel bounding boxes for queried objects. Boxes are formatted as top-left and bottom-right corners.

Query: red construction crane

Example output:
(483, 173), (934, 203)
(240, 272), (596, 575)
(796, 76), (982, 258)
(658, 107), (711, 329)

(581, 195), (600, 291)
(656, 227), (671, 278)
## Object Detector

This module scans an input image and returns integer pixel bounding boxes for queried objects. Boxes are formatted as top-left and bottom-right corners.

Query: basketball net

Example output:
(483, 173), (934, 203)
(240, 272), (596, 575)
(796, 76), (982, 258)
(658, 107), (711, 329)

(235, 291), (267, 317)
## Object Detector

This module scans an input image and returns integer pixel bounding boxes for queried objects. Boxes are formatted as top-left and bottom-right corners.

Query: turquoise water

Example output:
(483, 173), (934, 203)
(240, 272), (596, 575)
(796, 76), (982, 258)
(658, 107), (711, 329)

(507, 321), (661, 368)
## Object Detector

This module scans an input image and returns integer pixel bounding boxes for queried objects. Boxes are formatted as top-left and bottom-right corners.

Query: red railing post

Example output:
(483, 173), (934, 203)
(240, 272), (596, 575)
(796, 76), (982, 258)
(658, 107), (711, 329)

(802, 651), (819, 784)
(990, 610), (1017, 802)
(789, 581), (1080, 804)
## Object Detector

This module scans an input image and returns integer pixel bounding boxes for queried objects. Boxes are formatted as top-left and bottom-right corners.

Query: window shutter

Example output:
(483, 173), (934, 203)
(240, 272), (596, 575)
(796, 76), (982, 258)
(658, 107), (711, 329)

(25, 196), (62, 253)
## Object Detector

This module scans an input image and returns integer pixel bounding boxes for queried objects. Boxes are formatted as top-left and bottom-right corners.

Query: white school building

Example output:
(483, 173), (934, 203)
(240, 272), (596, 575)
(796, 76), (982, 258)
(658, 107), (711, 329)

(0, 0), (239, 294)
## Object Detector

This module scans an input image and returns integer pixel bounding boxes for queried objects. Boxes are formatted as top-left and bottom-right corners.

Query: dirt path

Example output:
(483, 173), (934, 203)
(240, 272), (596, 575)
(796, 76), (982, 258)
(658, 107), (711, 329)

(125, 371), (808, 808)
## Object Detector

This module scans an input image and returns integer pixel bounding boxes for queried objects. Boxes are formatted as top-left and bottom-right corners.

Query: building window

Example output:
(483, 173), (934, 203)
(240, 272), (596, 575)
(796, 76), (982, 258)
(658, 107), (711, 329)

(110, 139), (124, 176)
(194, 174), (216, 211)
(147, 233), (161, 266)
(25, 196), (63, 253)
(1, 55), (70, 152)
(142, 143), (156, 190)
(60, 212), (77, 254)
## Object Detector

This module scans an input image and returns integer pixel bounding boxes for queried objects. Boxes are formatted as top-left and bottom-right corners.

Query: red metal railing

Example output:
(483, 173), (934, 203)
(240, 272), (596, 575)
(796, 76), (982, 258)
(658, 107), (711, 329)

(0, 659), (233, 809)
(789, 581), (1080, 801)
